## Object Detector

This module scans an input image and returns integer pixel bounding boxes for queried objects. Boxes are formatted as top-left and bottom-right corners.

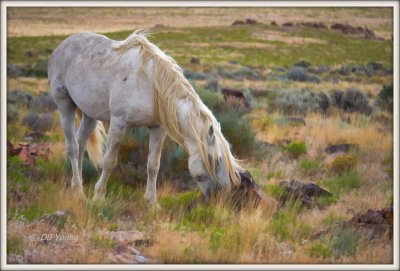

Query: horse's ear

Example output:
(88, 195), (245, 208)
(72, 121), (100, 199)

(208, 125), (215, 146)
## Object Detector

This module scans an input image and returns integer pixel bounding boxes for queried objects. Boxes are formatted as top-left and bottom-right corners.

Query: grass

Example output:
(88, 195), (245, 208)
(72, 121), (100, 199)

(321, 170), (362, 197)
(283, 141), (307, 158)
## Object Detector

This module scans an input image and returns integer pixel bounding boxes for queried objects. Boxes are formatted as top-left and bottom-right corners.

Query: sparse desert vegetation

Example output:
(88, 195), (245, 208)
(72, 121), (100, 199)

(6, 7), (394, 265)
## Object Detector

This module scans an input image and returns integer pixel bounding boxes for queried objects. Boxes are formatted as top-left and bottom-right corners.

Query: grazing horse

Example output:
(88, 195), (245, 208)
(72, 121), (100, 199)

(48, 30), (244, 204)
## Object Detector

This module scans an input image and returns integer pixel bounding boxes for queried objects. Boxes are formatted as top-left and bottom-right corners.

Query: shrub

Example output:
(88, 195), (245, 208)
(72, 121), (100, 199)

(321, 170), (362, 196)
(165, 144), (188, 173)
(204, 78), (219, 92)
(23, 113), (54, 132)
(283, 141), (307, 158)
(7, 236), (24, 255)
(299, 159), (321, 174)
(7, 104), (19, 122)
(272, 89), (321, 115)
(293, 60), (312, 68)
(330, 154), (358, 174)
(29, 93), (57, 113)
(322, 212), (346, 226)
(378, 84), (393, 112)
(268, 203), (311, 242)
(159, 191), (200, 213)
(286, 67), (321, 83)
(309, 242), (332, 259)
(330, 89), (372, 115)
(216, 109), (256, 156)
(329, 228), (359, 259)
(197, 88), (224, 112)
(252, 115), (273, 131)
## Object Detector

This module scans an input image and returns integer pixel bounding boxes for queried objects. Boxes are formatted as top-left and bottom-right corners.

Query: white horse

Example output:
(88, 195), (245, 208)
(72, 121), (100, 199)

(48, 30), (244, 204)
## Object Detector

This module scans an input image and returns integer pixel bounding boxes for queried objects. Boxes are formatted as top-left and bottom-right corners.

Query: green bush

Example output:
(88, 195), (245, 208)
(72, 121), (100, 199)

(7, 236), (24, 255)
(165, 144), (188, 173)
(197, 88), (224, 112)
(330, 154), (358, 174)
(299, 159), (321, 174)
(321, 170), (362, 196)
(217, 109), (256, 156)
(330, 228), (359, 259)
(160, 190), (200, 213)
(268, 203), (311, 242)
(309, 242), (332, 259)
(378, 83), (393, 112)
(322, 212), (346, 226)
(283, 141), (307, 158)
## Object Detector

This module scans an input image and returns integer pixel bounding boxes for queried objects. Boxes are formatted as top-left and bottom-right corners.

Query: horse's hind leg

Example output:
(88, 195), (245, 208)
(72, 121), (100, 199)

(52, 88), (85, 199)
(93, 117), (127, 201)
(144, 126), (166, 205)
(76, 114), (97, 176)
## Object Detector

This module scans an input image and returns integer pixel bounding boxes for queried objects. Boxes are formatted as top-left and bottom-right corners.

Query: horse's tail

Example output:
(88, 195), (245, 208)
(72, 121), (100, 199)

(75, 109), (107, 169)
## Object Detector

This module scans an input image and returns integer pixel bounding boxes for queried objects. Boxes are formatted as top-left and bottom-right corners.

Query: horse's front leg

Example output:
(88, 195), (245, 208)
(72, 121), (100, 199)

(144, 126), (166, 206)
(93, 117), (127, 201)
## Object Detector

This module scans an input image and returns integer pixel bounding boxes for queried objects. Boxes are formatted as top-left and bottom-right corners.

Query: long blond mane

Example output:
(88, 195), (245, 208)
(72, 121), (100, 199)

(112, 30), (243, 186)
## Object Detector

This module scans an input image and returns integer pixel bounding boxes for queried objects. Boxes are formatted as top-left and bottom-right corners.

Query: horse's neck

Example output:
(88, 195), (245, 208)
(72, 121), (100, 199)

(176, 98), (203, 156)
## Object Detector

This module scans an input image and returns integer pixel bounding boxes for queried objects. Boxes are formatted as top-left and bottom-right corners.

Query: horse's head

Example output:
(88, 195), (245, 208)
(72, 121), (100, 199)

(188, 124), (231, 197)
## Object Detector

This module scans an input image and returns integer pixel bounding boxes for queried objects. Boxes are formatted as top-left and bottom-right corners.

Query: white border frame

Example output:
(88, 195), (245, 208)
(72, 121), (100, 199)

(1, 1), (399, 270)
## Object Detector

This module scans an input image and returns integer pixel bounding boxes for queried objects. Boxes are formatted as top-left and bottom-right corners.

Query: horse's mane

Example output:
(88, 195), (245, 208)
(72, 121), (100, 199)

(112, 30), (243, 186)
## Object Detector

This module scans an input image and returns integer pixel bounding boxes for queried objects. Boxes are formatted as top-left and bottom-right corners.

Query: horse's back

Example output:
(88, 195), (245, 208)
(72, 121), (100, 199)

(48, 32), (111, 86)
(48, 32), (156, 125)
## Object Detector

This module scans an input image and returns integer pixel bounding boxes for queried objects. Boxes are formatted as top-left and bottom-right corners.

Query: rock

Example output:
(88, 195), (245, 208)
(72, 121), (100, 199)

(324, 144), (359, 154)
(221, 88), (250, 108)
(331, 23), (376, 39)
(8, 141), (52, 166)
(282, 22), (294, 27)
(232, 18), (259, 26)
(190, 57), (200, 64)
(278, 180), (333, 209)
(298, 22), (327, 29)
(230, 170), (268, 209)
(99, 230), (146, 244)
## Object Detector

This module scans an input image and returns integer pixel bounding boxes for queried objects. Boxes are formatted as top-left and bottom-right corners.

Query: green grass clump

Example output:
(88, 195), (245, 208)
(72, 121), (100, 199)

(7, 236), (24, 255)
(90, 232), (116, 249)
(19, 204), (45, 222)
(266, 171), (283, 180)
(329, 154), (358, 174)
(160, 191), (200, 212)
(322, 212), (346, 226)
(177, 205), (215, 232)
(217, 109), (256, 157)
(253, 116), (274, 131)
(268, 203), (311, 242)
(283, 141), (307, 158)
(263, 184), (285, 199)
(321, 170), (362, 197)
(197, 88), (224, 112)
(165, 144), (188, 173)
(309, 242), (333, 259)
(299, 159), (321, 175)
(329, 228), (360, 259)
